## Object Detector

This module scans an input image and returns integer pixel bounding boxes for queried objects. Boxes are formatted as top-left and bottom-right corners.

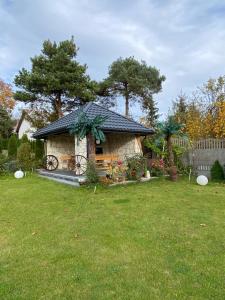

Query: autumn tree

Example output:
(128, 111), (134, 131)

(99, 57), (165, 118)
(14, 37), (97, 120)
(0, 79), (15, 113)
(173, 76), (225, 140)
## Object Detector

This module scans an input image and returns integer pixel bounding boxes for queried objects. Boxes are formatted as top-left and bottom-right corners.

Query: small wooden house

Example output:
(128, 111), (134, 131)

(33, 103), (153, 173)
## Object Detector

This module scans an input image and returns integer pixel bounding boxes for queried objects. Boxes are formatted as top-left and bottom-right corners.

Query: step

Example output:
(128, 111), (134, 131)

(37, 169), (80, 183)
(38, 175), (80, 187)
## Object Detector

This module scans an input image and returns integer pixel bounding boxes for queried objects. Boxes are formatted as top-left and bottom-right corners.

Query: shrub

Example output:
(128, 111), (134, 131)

(0, 138), (3, 153)
(150, 158), (165, 177)
(211, 160), (224, 181)
(8, 134), (18, 159)
(8, 135), (18, 159)
(86, 161), (99, 184)
(20, 134), (29, 144)
(126, 154), (147, 180)
(17, 142), (33, 171)
(35, 140), (44, 160)
(0, 154), (8, 175)
(1, 138), (8, 150)
(2, 160), (18, 173)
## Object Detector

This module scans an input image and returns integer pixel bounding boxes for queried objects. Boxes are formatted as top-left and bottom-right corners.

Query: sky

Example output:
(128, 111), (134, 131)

(1, 0), (225, 119)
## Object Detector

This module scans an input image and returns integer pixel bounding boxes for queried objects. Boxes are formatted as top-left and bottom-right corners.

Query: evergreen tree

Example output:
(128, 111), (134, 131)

(142, 97), (159, 127)
(8, 135), (18, 159)
(0, 138), (3, 153)
(0, 106), (13, 138)
(14, 37), (97, 120)
(172, 92), (188, 125)
(211, 160), (225, 181)
(99, 57), (165, 117)
(20, 134), (29, 144)
(35, 140), (44, 160)
(17, 142), (33, 171)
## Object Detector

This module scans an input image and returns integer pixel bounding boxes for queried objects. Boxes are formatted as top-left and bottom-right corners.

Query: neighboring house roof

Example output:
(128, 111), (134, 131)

(33, 102), (154, 139)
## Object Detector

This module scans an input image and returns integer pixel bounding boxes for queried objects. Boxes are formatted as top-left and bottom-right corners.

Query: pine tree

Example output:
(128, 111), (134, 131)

(99, 57), (165, 117)
(14, 37), (97, 120)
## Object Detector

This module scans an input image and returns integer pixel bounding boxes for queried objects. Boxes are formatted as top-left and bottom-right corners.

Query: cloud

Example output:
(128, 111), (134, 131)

(1, 0), (225, 118)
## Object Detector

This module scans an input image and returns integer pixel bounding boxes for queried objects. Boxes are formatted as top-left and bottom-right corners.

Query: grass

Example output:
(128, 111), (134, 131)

(0, 175), (225, 299)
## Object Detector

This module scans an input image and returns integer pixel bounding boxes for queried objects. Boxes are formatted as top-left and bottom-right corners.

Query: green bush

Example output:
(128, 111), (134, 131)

(126, 154), (147, 180)
(1, 138), (8, 150)
(0, 154), (8, 175)
(8, 135), (18, 159)
(0, 138), (3, 153)
(211, 160), (225, 181)
(2, 160), (18, 173)
(86, 161), (99, 184)
(20, 134), (29, 144)
(35, 140), (44, 160)
(17, 142), (33, 171)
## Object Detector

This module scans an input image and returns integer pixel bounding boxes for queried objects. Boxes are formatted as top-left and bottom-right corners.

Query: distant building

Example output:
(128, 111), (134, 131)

(14, 111), (36, 140)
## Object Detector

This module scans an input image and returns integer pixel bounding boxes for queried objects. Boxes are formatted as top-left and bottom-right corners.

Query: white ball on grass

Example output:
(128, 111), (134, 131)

(14, 170), (24, 179)
(196, 175), (208, 186)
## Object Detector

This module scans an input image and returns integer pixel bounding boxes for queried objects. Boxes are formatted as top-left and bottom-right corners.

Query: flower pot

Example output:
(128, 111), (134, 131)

(169, 166), (178, 181)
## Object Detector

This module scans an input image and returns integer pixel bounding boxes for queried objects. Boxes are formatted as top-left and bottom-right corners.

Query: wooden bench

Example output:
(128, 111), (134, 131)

(95, 154), (119, 170)
(60, 154), (75, 170)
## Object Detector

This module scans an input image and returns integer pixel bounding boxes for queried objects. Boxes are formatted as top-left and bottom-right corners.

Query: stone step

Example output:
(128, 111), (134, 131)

(38, 175), (80, 187)
(37, 169), (80, 183)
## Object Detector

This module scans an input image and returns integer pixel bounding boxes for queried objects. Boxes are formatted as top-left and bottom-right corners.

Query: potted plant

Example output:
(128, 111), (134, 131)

(169, 165), (178, 181)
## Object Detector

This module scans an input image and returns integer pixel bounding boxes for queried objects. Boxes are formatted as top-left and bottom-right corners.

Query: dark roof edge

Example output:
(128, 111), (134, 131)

(33, 127), (153, 139)
(90, 102), (154, 131)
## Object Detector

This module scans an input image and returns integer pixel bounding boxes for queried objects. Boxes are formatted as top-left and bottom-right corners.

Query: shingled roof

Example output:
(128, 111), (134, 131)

(33, 102), (154, 139)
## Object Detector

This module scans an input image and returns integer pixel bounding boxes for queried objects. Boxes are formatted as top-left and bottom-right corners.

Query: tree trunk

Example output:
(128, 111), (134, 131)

(125, 94), (129, 117)
(167, 135), (174, 167)
(87, 133), (96, 161)
(124, 82), (129, 117)
(54, 93), (63, 119)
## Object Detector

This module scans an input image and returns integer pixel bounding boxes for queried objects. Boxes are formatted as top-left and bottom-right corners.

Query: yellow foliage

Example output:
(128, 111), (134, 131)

(213, 101), (225, 138)
(0, 79), (15, 113)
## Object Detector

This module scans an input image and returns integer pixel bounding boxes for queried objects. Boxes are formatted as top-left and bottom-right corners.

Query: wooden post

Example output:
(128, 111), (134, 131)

(87, 133), (96, 161)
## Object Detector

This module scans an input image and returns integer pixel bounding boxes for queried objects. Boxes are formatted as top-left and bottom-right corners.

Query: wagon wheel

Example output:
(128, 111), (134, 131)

(74, 155), (87, 176)
(43, 155), (59, 171)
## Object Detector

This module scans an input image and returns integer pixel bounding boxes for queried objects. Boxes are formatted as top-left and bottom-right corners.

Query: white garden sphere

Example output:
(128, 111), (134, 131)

(196, 175), (208, 186)
(14, 170), (24, 179)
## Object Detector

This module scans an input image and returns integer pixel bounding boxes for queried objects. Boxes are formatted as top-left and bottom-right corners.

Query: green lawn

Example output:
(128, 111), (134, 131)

(0, 175), (225, 300)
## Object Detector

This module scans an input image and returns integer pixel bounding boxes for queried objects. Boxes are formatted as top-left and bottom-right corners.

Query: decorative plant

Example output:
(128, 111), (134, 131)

(156, 116), (186, 167)
(110, 160), (127, 182)
(126, 154), (147, 180)
(69, 112), (108, 144)
(150, 159), (165, 177)
(86, 161), (99, 184)
(154, 116), (186, 180)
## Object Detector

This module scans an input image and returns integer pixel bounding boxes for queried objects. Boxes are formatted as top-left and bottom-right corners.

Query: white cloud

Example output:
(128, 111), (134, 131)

(1, 0), (225, 118)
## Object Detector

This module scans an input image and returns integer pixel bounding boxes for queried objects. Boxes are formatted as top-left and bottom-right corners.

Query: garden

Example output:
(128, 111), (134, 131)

(0, 175), (225, 299)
